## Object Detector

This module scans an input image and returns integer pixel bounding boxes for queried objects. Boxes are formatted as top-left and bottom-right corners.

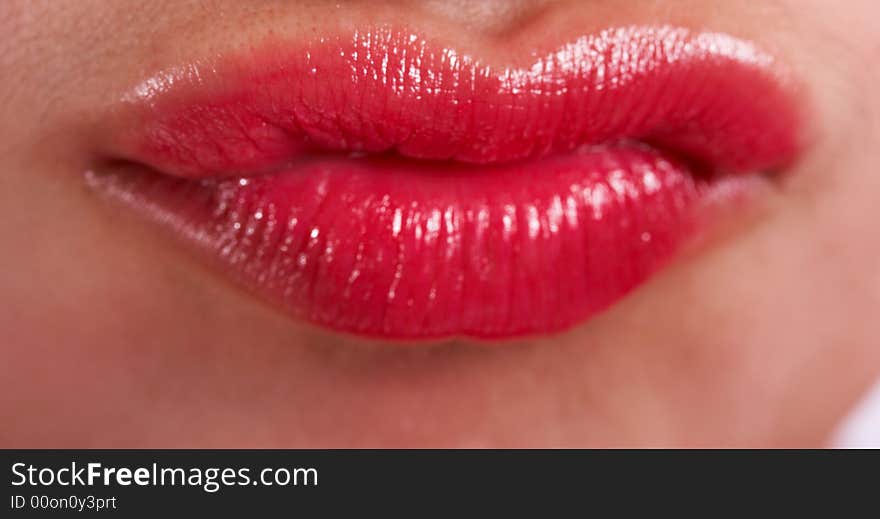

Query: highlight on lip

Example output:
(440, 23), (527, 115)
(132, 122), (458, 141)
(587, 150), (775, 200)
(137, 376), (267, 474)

(90, 24), (805, 340)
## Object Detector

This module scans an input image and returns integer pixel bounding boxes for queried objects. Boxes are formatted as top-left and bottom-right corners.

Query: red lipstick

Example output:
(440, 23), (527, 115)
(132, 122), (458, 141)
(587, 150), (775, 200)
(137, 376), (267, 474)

(92, 25), (804, 340)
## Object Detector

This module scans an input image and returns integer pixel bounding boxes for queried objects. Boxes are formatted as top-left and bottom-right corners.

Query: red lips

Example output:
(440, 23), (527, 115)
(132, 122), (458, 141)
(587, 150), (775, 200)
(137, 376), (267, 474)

(93, 25), (804, 339)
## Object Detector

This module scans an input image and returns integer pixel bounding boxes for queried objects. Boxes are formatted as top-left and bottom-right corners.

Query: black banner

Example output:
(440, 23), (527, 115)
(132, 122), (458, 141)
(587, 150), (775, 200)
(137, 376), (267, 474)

(3, 450), (877, 515)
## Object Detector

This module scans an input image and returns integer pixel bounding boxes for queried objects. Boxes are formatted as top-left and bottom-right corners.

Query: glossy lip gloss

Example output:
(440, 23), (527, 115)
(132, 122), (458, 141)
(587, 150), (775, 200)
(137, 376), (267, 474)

(89, 25), (805, 340)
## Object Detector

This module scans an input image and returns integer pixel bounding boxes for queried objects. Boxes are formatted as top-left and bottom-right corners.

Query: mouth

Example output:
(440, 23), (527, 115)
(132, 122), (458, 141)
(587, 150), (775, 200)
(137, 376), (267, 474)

(89, 24), (804, 341)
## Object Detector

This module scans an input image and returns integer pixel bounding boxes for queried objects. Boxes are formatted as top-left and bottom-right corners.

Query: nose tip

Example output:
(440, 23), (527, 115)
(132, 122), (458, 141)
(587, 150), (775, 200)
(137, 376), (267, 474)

(416, 0), (556, 36)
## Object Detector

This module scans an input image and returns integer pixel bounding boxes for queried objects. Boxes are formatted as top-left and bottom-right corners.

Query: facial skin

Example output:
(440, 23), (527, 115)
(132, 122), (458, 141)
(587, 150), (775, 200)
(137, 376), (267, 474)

(1, 0), (878, 447)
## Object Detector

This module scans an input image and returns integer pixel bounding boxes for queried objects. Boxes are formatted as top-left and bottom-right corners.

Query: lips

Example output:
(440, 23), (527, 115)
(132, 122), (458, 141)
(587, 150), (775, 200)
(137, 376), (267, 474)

(91, 25), (804, 340)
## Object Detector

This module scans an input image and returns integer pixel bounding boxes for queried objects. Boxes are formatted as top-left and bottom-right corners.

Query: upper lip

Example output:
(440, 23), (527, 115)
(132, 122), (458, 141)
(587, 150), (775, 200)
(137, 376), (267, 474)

(115, 24), (803, 180)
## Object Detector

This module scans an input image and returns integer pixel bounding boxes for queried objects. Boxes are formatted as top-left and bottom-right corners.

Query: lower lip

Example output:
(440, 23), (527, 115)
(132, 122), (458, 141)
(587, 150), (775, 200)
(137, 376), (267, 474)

(92, 142), (730, 339)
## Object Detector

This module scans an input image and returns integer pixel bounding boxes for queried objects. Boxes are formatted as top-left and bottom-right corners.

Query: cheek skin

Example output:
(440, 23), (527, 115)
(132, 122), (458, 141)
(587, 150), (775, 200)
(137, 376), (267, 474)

(0, 0), (879, 447)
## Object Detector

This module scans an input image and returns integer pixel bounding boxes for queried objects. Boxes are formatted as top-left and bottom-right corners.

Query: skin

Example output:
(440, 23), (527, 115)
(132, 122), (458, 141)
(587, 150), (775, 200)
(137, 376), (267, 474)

(1, 0), (878, 447)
